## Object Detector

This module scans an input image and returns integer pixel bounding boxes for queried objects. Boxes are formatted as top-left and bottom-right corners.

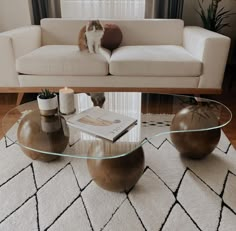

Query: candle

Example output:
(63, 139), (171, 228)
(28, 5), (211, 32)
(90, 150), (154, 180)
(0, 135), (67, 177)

(59, 87), (75, 115)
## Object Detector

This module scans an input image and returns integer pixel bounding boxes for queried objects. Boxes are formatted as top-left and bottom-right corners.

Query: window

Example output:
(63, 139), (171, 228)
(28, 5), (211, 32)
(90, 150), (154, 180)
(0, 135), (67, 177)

(60, 0), (145, 19)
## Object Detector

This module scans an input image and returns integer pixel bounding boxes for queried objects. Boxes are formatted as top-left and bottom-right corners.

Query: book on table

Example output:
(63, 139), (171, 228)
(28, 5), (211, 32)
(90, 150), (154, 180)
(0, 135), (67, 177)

(66, 107), (137, 142)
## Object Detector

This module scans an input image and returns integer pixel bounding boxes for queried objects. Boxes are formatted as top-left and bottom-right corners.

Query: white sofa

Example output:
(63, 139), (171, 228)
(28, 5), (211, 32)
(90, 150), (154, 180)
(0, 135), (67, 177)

(0, 18), (231, 100)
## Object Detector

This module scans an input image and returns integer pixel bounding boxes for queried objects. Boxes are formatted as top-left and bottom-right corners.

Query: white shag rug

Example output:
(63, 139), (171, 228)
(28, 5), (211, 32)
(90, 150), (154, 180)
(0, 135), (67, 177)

(1, 114), (236, 231)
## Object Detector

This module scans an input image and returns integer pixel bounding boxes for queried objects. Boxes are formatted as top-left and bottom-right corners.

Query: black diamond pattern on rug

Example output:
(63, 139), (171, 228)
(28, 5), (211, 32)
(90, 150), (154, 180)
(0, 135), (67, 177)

(1, 122), (236, 231)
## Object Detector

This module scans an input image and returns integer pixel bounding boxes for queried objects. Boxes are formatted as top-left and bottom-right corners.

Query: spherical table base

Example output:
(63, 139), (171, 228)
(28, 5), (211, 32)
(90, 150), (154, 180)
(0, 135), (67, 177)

(170, 105), (221, 159)
(170, 129), (221, 159)
(87, 146), (145, 192)
(17, 111), (69, 162)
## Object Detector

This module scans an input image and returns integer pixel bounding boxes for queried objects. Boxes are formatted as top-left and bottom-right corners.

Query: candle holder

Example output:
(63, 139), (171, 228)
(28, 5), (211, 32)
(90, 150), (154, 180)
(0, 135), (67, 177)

(59, 87), (76, 115)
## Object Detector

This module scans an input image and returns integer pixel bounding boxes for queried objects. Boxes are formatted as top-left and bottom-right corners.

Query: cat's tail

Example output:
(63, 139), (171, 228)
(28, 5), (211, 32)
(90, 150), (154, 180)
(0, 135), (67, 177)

(78, 25), (87, 51)
(78, 39), (87, 51)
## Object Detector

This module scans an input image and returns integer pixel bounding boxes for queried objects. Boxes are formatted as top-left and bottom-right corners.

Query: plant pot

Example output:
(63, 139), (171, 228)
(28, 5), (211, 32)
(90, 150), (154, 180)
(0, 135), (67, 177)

(40, 115), (61, 133)
(170, 105), (221, 159)
(37, 94), (58, 116)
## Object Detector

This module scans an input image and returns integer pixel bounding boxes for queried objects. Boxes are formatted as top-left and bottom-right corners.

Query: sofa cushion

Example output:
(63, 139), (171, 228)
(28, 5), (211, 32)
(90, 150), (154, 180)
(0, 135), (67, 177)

(110, 45), (202, 77)
(101, 24), (123, 51)
(16, 45), (110, 76)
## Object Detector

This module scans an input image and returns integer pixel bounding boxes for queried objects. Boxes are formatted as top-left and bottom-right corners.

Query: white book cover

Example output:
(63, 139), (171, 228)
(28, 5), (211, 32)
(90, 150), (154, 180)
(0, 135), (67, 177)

(66, 107), (137, 141)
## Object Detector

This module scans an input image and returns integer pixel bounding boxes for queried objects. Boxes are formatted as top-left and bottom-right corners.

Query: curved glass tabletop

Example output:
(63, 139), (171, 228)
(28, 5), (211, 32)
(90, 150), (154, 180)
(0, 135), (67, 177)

(2, 92), (232, 160)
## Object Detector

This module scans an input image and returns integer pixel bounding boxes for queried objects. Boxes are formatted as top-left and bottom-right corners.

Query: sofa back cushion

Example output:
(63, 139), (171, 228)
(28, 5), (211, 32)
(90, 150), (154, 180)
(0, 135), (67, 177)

(41, 19), (184, 46)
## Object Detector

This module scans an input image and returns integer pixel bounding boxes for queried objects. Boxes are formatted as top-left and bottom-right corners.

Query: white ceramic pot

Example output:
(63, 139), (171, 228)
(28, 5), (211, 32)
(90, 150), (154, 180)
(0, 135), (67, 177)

(37, 94), (58, 116)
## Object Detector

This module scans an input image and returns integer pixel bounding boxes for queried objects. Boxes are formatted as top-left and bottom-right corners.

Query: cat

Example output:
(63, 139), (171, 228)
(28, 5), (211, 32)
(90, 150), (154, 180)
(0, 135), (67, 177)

(78, 20), (104, 53)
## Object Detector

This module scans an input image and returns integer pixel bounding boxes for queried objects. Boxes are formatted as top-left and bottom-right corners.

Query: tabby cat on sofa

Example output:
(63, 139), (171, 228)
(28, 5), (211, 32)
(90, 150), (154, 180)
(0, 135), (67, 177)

(78, 20), (104, 53)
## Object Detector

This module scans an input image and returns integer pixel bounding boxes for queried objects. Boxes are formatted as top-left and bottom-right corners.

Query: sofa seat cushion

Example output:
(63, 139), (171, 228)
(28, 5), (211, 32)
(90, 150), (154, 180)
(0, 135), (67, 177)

(110, 45), (202, 77)
(16, 45), (110, 76)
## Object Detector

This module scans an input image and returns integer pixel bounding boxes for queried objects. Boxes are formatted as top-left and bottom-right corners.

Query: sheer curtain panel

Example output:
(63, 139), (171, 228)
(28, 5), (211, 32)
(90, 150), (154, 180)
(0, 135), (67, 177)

(60, 0), (145, 19)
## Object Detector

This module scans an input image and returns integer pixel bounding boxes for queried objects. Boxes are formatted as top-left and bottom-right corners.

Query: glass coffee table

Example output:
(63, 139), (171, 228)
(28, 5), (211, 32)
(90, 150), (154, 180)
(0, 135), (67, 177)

(2, 92), (232, 192)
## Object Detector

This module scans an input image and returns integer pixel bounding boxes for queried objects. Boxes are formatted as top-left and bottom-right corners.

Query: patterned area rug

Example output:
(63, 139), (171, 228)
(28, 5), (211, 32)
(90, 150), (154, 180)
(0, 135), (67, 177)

(1, 114), (236, 231)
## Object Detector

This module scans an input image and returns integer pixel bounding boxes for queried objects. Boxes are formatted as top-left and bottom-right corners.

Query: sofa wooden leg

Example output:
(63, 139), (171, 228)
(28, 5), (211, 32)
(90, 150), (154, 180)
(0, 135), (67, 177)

(16, 93), (24, 105)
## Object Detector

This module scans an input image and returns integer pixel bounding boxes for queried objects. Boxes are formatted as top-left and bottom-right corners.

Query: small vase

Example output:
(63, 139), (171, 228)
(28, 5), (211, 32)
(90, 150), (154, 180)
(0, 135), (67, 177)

(37, 94), (58, 116)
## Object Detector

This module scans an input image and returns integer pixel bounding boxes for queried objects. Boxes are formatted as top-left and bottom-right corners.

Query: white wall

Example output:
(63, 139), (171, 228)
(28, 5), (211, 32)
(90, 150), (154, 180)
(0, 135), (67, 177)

(183, 0), (236, 38)
(0, 0), (33, 32)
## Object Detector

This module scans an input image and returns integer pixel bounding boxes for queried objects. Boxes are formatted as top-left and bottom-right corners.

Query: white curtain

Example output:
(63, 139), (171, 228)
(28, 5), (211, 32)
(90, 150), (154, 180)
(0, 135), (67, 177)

(61, 0), (145, 19)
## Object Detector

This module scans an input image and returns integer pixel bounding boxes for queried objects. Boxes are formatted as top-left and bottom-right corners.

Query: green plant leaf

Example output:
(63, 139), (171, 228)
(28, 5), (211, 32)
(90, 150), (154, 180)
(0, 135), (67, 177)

(39, 88), (55, 99)
(216, 23), (230, 32)
(216, 9), (230, 18)
(196, 0), (235, 32)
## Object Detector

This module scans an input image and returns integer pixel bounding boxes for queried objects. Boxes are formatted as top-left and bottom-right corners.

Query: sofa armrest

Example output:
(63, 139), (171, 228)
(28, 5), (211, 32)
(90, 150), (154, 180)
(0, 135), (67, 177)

(1, 25), (41, 58)
(183, 26), (231, 89)
(0, 26), (41, 87)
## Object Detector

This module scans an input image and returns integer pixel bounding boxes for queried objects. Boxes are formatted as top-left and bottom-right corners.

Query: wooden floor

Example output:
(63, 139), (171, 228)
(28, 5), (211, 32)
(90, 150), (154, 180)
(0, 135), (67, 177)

(0, 80), (235, 148)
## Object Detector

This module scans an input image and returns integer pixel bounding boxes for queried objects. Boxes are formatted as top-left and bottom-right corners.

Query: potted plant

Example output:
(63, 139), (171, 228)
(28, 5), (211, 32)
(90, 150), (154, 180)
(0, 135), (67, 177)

(196, 0), (236, 32)
(37, 89), (58, 116)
